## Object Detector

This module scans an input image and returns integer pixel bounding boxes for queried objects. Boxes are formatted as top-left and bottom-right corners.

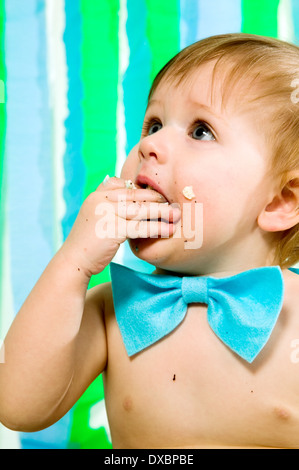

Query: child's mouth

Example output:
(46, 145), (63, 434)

(135, 175), (169, 203)
(139, 183), (156, 191)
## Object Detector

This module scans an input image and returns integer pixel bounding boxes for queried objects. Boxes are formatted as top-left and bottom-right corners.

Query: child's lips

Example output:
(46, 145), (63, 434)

(135, 175), (170, 203)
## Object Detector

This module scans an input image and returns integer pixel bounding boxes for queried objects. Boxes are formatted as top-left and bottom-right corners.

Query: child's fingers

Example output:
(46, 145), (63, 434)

(126, 219), (177, 239)
(106, 187), (167, 203)
(97, 175), (140, 191)
(95, 209), (176, 241)
(96, 175), (127, 191)
(96, 175), (167, 203)
(93, 175), (179, 241)
(117, 201), (181, 223)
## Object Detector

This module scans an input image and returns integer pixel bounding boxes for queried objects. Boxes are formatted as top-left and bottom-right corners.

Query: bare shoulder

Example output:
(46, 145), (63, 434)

(283, 268), (299, 301)
(86, 280), (114, 320)
(281, 268), (299, 323)
(84, 280), (116, 349)
(85, 279), (113, 307)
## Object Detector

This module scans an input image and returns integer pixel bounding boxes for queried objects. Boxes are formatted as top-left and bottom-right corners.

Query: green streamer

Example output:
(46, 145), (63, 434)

(68, 377), (111, 449)
(80, 0), (120, 289)
(68, 0), (120, 450)
(242, 0), (280, 38)
(146, 0), (180, 83)
(0, 0), (6, 337)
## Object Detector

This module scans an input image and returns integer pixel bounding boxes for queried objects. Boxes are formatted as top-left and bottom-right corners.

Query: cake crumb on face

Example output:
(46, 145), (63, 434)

(125, 179), (137, 189)
(182, 185), (195, 200)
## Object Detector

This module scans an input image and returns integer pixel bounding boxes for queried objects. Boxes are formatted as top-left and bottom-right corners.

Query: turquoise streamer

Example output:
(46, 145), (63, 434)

(62, 0), (85, 241)
(291, 0), (299, 44)
(124, 0), (151, 156)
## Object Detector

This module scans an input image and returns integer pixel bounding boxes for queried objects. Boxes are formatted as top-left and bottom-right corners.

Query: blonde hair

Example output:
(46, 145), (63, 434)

(148, 33), (299, 268)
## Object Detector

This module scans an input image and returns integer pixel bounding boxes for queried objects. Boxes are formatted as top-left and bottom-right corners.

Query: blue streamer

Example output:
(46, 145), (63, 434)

(197, 0), (242, 40)
(180, 0), (200, 49)
(123, 0), (151, 156)
(5, 0), (72, 449)
(291, 0), (299, 44)
(61, 0), (85, 241)
(5, 0), (54, 314)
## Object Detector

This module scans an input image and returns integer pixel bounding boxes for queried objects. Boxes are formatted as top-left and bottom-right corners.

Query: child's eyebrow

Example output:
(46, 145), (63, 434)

(189, 100), (222, 120)
(146, 98), (161, 109)
(147, 97), (222, 120)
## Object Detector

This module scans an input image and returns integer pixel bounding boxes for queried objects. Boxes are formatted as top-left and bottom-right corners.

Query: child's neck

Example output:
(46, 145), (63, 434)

(153, 249), (277, 278)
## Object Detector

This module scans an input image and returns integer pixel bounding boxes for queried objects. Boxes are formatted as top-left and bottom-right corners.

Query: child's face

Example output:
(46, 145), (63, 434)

(121, 61), (276, 274)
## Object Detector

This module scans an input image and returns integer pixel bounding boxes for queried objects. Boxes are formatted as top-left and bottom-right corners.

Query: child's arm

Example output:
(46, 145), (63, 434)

(0, 176), (176, 431)
(0, 248), (107, 432)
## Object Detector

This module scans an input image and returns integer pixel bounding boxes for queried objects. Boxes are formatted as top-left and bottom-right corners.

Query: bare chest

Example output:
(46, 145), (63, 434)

(104, 303), (299, 448)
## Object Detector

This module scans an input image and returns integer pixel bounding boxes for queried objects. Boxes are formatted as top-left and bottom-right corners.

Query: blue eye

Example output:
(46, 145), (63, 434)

(148, 122), (162, 135)
(192, 123), (215, 141)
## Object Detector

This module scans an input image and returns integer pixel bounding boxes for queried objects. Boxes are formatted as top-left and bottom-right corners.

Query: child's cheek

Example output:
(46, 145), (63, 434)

(178, 184), (221, 236)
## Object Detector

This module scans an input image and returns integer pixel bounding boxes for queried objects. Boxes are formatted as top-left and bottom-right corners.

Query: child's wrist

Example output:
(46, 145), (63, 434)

(56, 244), (94, 285)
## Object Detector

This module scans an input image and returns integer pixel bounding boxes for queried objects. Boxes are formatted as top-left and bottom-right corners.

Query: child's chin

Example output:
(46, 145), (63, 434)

(128, 237), (174, 265)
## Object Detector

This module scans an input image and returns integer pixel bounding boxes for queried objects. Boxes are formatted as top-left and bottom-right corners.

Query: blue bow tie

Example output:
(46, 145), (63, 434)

(110, 263), (297, 363)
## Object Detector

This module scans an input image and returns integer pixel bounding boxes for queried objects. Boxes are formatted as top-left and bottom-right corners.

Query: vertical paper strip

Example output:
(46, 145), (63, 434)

(291, 0), (299, 43)
(277, 0), (289, 41)
(146, 0), (180, 83)
(5, 0), (55, 317)
(62, 0), (85, 243)
(196, 0), (242, 41)
(115, 0), (129, 177)
(67, 0), (121, 450)
(111, 0), (129, 268)
(4, 0), (62, 448)
(119, 0), (161, 273)
(278, 0), (295, 42)
(0, 0), (5, 229)
(21, 0), (73, 450)
(242, 0), (280, 37)
(80, 0), (120, 198)
(141, 0), (180, 271)
(80, 0), (120, 289)
(45, 0), (68, 251)
(0, 0), (6, 338)
(0, 0), (17, 449)
(180, 0), (200, 49)
(123, 0), (150, 156)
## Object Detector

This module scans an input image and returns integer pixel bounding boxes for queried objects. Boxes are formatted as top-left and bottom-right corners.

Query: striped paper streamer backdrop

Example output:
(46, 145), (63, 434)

(0, 0), (299, 449)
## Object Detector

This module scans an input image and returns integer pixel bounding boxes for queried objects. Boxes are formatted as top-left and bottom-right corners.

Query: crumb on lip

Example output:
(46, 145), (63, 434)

(182, 185), (195, 200)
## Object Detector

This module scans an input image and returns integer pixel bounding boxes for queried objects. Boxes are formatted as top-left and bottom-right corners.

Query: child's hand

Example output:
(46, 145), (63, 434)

(61, 176), (181, 278)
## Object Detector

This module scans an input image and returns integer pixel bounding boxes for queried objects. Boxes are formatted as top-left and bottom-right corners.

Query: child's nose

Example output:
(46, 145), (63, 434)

(138, 129), (171, 164)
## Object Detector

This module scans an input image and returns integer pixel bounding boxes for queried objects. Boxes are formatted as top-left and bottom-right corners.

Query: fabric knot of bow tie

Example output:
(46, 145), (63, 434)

(110, 262), (288, 363)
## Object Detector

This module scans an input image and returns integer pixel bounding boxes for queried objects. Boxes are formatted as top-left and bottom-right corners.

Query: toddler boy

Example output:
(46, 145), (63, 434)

(1, 33), (299, 448)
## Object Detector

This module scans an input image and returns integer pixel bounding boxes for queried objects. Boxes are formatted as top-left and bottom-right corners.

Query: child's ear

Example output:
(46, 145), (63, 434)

(258, 177), (299, 232)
